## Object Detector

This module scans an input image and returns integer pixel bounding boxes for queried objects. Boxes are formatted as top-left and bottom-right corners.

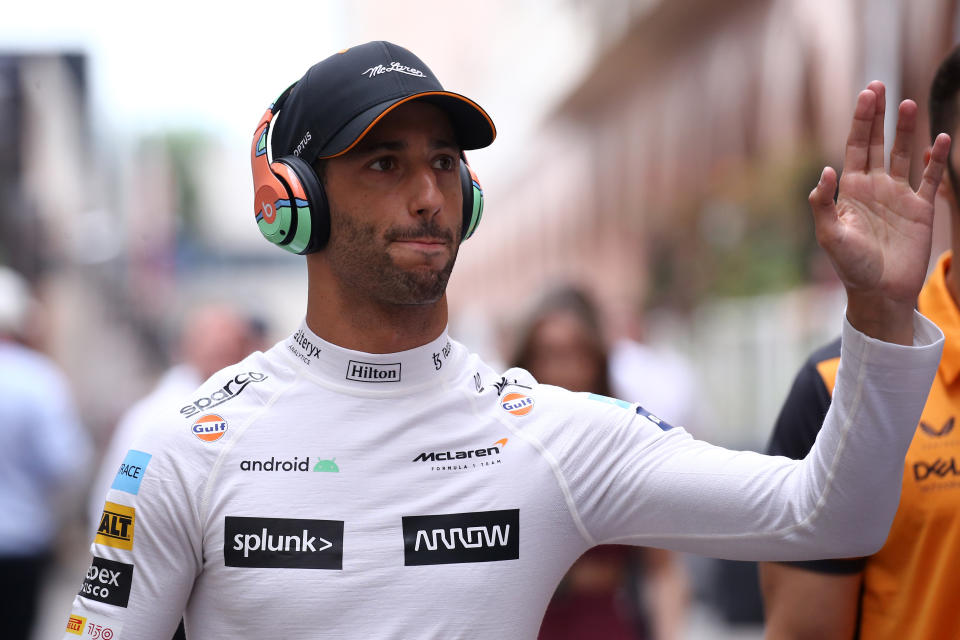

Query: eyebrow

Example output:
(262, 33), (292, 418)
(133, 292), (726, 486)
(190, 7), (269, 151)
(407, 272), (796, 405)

(353, 138), (459, 155)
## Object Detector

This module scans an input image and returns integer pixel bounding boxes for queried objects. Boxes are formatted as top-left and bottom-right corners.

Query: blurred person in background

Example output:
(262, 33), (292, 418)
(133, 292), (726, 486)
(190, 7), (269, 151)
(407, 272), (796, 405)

(512, 285), (689, 640)
(759, 53), (960, 640)
(87, 303), (262, 640)
(0, 265), (91, 639)
(87, 303), (263, 529)
(61, 41), (952, 638)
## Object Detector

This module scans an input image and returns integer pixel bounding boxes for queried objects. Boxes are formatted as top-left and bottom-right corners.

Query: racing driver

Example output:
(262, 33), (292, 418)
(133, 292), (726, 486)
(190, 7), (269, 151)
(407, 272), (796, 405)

(63, 41), (949, 639)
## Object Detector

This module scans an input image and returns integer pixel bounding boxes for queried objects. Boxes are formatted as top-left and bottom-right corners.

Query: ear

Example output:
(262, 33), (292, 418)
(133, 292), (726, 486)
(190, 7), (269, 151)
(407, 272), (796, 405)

(926, 146), (957, 208)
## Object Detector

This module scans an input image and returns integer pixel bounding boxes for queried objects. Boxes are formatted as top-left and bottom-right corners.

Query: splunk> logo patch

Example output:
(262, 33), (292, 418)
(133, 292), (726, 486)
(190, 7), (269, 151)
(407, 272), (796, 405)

(501, 392), (534, 416)
(223, 516), (344, 569)
(79, 556), (134, 607)
(192, 414), (228, 442)
(402, 509), (519, 566)
(96, 502), (135, 551)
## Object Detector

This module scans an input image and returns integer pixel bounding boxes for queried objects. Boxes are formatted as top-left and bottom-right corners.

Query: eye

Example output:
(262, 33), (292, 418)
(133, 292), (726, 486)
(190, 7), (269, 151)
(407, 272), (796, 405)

(433, 155), (457, 171)
(369, 157), (396, 172)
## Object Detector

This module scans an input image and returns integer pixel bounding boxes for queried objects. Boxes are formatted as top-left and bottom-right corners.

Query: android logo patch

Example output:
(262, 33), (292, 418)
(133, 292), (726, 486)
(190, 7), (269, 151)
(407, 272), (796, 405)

(314, 458), (339, 472)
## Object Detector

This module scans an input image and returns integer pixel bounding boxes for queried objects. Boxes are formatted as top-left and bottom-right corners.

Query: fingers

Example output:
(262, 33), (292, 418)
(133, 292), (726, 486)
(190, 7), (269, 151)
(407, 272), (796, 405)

(918, 133), (951, 204)
(810, 166), (839, 243)
(889, 100), (918, 180)
(867, 81), (886, 171)
(845, 89), (877, 174)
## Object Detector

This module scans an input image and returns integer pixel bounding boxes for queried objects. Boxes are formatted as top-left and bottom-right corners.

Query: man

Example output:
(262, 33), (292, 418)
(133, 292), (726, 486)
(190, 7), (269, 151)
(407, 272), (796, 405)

(0, 266), (90, 640)
(759, 47), (960, 640)
(63, 41), (949, 639)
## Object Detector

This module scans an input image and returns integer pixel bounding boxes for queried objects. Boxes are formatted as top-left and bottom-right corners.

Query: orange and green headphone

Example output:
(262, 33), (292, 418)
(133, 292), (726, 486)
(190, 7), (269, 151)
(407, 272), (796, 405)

(250, 96), (485, 255)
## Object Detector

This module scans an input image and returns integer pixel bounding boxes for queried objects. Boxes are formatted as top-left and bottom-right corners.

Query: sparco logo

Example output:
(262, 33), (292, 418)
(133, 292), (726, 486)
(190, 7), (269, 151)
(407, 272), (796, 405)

(79, 556), (133, 608)
(346, 360), (401, 383)
(412, 438), (507, 463)
(224, 516), (344, 569)
(180, 372), (268, 418)
(913, 457), (960, 481)
(402, 509), (520, 565)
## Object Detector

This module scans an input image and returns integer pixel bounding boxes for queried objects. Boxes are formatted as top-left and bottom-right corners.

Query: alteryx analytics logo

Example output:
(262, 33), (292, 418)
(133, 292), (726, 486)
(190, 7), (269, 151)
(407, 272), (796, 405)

(402, 509), (520, 566)
(111, 449), (151, 495)
(79, 556), (133, 608)
(180, 371), (267, 418)
(501, 392), (534, 416)
(239, 455), (340, 472)
(192, 414), (228, 442)
(224, 516), (344, 569)
(95, 502), (135, 551)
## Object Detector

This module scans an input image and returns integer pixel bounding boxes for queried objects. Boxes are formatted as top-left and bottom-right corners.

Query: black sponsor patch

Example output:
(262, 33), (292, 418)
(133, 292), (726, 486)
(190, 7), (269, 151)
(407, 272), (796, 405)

(79, 556), (133, 607)
(402, 509), (519, 566)
(224, 516), (344, 569)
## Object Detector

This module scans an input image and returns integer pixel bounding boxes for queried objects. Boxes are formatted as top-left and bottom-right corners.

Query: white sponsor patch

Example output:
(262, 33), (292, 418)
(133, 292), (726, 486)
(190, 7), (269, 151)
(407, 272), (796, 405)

(63, 609), (124, 639)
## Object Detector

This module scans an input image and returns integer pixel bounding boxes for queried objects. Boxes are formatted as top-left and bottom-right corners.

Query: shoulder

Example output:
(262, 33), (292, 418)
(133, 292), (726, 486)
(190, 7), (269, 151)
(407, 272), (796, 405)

(129, 346), (298, 463)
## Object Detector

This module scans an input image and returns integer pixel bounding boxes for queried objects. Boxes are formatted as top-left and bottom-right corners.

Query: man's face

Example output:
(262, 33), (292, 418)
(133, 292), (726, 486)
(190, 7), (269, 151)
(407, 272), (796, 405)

(320, 101), (463, 306)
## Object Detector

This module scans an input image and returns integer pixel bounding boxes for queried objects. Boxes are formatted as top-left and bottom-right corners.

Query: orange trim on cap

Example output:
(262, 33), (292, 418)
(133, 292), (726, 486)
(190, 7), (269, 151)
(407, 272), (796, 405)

(317, 91), (496, 159)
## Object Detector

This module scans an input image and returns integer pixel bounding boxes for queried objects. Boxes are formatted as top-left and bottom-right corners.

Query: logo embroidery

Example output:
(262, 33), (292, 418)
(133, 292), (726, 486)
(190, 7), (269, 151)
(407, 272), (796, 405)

(192, 414), (228, 442)
(501, 392), (534, 416)
(224, 516), (344, 569)
(79, 556), (134, 608)
(362, 61), (426, 78)
(111, 449), (152, 495)
(346, 360), (401, 383)
(95, 502), (135, 551)
(402, 509), (520, 566)
(920, 417), (955, 437)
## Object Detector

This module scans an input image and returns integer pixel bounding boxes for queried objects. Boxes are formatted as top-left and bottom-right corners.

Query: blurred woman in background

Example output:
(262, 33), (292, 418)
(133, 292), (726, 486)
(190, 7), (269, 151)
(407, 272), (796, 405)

(511, 285), (689, 640)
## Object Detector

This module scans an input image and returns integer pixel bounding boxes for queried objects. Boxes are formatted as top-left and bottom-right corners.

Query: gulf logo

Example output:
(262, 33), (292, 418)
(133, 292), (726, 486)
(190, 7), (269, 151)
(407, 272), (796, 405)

(501, 392), (534, 416)
(192, 414), (228, 442)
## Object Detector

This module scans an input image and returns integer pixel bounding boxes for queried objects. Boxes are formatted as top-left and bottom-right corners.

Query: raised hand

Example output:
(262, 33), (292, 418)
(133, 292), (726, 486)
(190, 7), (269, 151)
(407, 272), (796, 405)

(810, 81), (951, 344)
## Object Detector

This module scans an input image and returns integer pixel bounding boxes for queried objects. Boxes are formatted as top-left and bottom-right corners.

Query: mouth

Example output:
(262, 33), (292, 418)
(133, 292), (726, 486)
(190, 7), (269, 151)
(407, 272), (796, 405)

(391, 237), (449, 251)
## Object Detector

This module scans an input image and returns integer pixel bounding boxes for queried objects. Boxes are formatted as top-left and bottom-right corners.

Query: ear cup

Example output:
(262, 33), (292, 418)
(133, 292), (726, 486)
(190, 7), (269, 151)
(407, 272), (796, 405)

(251, 104), (329, 255)
(460, 159), (484, 241)
(279, 154), (330, 253)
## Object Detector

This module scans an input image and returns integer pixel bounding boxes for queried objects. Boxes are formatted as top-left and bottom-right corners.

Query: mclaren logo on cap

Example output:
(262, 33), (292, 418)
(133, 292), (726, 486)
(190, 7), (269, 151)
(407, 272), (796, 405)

(363, 62), (426, 79)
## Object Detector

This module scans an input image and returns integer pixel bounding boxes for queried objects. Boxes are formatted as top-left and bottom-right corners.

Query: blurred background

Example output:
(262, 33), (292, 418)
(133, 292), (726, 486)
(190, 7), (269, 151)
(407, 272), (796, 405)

(3, 0), (959, 637)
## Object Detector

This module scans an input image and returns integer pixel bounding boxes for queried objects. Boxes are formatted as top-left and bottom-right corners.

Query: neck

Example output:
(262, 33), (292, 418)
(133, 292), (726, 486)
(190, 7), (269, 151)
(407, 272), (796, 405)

(304, 258), (449, 354)
(949, 215), (960, 307)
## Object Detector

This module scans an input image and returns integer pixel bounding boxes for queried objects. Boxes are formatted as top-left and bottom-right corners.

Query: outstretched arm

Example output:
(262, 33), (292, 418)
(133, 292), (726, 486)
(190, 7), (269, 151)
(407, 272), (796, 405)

(812, 81), (950, 344)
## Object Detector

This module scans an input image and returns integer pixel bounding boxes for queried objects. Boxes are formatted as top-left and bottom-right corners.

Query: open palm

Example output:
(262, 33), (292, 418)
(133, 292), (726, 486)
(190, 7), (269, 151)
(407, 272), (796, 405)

(812, 82), (950, 342)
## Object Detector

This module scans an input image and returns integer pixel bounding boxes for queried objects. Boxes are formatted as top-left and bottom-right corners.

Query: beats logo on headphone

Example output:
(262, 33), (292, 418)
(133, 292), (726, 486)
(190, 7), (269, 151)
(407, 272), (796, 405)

(250, 97), (485, 256)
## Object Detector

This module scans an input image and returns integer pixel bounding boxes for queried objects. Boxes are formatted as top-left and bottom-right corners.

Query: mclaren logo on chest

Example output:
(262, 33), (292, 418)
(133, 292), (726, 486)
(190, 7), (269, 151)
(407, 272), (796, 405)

(402, 509), (519, 566)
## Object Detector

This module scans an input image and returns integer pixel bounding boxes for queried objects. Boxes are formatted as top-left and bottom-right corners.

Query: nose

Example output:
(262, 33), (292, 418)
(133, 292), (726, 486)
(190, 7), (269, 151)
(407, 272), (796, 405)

(407, 164), (444, 218)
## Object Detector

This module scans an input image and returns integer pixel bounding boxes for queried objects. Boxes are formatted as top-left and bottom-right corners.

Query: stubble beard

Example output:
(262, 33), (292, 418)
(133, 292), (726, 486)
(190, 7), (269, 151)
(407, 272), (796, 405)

(327, 209), (460, 306)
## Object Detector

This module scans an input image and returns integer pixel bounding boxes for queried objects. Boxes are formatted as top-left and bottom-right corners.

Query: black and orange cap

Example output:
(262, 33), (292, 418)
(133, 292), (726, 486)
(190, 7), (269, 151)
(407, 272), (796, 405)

(270, 41), (496, 163)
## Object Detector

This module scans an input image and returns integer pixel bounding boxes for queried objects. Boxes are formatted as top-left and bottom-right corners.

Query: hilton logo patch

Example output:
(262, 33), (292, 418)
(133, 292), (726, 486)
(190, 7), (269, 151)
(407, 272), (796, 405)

(346, 360), (401, 383)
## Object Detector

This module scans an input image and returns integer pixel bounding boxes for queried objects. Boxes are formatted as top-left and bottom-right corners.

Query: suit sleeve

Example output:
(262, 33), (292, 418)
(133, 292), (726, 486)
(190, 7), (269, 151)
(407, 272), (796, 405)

(62, 415), (204, 640)
(532, 312), (942, 561)
(765, 338), (867, 574)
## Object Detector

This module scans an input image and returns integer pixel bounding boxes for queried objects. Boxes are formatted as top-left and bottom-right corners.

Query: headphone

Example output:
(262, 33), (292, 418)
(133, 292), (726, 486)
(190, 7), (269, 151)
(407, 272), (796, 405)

(251, 92), (485, 255)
